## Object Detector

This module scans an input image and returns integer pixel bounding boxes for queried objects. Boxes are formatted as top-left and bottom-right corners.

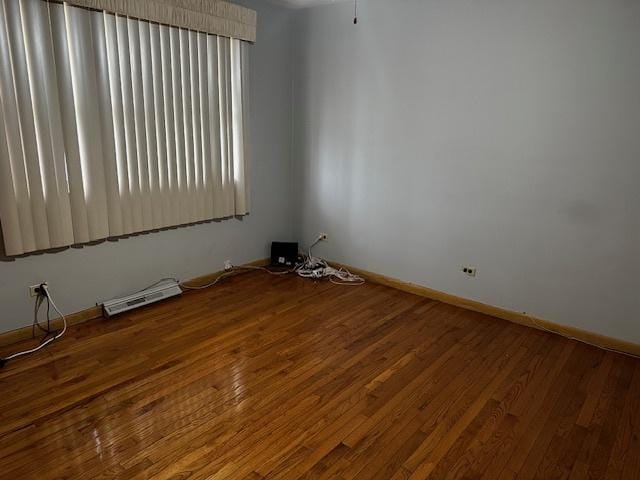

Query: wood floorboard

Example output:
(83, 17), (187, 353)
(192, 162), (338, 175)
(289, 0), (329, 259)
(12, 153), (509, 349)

(0, 272), (639, 479)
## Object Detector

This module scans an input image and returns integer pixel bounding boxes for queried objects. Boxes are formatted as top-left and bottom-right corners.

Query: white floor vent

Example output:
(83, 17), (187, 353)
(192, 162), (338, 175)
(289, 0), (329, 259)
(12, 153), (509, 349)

(101, 281), (182, 317)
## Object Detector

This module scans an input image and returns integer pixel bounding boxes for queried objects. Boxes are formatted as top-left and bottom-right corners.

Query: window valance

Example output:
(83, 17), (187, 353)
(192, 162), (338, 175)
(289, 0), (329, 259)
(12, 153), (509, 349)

(56, 0), (257, 42)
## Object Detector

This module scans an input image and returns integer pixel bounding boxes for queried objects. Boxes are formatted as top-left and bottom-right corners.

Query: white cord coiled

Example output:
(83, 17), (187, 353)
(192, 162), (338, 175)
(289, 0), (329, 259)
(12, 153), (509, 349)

(1, 284), (67, 363)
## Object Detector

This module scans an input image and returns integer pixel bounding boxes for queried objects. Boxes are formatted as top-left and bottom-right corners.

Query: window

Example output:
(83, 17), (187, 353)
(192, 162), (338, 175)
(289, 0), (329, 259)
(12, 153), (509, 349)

(0, 0), (250, 256)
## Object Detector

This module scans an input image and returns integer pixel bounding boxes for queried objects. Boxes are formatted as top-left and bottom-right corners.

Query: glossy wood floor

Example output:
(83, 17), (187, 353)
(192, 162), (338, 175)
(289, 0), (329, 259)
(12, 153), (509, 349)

(1, 272), (639, 480)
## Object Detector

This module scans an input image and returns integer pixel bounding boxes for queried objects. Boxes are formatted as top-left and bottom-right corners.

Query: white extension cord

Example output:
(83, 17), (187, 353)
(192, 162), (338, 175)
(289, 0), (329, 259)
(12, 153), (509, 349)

(295, 256), (364, 285)
(294, 235), (364, 285)
(0, 284), (67, 367)
(179, 239), (364, 290)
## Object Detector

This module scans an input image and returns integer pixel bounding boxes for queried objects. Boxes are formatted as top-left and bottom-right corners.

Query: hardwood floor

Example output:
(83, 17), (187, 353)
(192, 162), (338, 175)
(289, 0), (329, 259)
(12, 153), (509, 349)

(0, 272), (639, 479)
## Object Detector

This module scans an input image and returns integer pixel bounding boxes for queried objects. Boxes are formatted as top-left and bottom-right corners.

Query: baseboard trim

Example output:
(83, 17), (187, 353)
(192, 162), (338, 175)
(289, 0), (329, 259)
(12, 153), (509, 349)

(181, 258), (270, 290)
(0, 306), (103, 349)
(0, 258), (270, 348)
(5, 258), (636, 358)
(334, 261), (640, 357)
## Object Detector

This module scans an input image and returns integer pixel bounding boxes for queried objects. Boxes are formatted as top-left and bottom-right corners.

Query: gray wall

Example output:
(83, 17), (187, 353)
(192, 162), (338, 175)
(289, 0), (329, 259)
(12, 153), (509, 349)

(0, 0), (295, 333)
(292, 0), (640, 342)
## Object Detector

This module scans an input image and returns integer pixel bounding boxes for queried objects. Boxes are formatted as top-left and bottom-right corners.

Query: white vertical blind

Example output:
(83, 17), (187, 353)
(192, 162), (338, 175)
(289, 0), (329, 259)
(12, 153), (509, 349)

(0, 0), (250, 256)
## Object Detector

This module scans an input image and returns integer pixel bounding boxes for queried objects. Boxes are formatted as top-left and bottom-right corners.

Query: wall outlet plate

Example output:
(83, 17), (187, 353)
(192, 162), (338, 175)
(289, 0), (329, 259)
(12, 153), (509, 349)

(462, 266), (477, 277)
(319, 232), (328, 241)
(29, 282), (48, 297)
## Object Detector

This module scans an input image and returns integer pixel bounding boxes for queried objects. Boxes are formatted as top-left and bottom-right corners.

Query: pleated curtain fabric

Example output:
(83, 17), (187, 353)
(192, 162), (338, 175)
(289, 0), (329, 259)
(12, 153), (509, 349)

(0, 0), (250, 256)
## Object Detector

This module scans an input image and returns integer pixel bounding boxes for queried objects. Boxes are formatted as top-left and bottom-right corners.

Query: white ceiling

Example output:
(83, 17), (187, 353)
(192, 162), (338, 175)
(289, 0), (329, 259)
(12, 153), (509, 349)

(269, 0), (351, 8)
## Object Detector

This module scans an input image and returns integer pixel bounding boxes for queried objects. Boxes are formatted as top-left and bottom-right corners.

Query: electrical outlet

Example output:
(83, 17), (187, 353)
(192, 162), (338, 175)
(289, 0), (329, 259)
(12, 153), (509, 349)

(461, 266), (477, 277)
(28, 282), (48, 297)
(319, 232), (328, 241)
(223, 260), (233, 271)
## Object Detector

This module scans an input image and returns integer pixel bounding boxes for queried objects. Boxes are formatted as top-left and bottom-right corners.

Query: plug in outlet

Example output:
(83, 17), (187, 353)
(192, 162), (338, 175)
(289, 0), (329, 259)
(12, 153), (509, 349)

(461, 266), (477, 277)
(318, 232), (328, 242)
(28, 282), (48, 297)
(223, 260), (233, 271)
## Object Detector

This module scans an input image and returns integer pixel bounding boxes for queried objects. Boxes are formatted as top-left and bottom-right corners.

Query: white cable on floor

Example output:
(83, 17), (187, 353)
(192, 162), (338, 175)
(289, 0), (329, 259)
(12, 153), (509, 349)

(1, 284), (67, 364)
(296, 256), (364, 285)
(179, 270), (242, 290)
(296, 238), (365, 285)
(237, 265), (291, 276)
(180, 241), (364, 291)
(179, 264), (294, 291)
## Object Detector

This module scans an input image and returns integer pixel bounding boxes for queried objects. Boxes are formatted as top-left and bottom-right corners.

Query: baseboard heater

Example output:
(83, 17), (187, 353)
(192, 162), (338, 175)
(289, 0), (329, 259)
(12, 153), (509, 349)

(101, 281), (182, 317)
